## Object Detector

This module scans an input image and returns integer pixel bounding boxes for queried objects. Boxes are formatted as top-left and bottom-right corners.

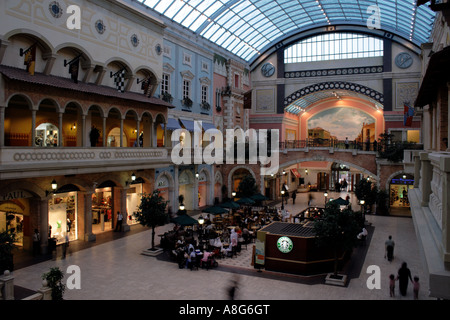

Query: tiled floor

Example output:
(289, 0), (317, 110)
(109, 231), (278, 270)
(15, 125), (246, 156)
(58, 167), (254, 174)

(9, 191), (431, 300)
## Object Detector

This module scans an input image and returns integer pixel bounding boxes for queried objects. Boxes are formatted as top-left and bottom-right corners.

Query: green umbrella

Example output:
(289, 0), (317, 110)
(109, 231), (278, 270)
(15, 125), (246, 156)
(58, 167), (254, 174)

(171, 214), (199, 226)
(235, 197), (255, 205)
(202, 206), (228, 215)
(219, 201), (240, 209)
(331, 197), (350, 206)
(250, 193), (268, 201)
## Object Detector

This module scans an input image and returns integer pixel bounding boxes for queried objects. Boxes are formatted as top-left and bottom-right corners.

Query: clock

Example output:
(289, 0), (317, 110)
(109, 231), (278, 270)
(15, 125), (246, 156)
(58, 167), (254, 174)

(277, 236), (293, 253)
(261, 62), (275, 77)
(395, 52), (413, 69)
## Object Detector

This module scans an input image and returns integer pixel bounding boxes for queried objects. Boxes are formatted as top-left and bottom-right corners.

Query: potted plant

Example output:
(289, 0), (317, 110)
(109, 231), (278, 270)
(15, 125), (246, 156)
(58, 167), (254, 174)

(0, 231), (16, 274)
(313, 201), (360, 286)
(161, 91), (173, 103)
(201, 101), (211, 110)
(182, 97), (193, 108)
(134, 190), (168, 256)
(42, 267), (65, 300)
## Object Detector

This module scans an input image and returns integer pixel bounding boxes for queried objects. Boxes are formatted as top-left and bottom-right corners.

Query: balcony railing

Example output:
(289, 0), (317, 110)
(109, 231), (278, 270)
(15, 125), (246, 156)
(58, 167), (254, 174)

(0, 146), (171, 179)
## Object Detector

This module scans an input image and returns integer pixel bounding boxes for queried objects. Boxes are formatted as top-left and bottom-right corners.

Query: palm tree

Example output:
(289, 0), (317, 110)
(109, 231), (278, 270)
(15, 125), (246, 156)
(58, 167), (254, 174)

(134, 190), (168, 251)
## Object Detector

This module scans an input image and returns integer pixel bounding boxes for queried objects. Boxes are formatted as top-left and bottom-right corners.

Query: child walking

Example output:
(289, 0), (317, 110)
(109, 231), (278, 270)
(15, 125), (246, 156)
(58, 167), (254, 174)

(389, 274), (396, 297)
(413, 276), (420, 300)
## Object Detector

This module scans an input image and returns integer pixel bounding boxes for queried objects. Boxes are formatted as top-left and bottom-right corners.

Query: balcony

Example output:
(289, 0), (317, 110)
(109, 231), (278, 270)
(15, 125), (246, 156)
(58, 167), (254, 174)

(0, 146), (171, 180)
(409, 150), (450, 299)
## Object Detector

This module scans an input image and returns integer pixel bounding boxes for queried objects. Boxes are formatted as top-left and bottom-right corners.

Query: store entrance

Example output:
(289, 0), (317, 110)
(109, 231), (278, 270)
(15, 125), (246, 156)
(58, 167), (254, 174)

(0, 211), (24, 246)
(92, 184), (114, 234)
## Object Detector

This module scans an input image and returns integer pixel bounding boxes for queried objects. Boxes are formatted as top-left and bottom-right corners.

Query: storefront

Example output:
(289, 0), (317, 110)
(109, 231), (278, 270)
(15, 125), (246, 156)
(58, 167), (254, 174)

(92, 183), (114, 233)
(390, 174), (414, 208)
(48, 191), (78, 244)
(0, 190), (32, 249)
(126, 179), (144, 225)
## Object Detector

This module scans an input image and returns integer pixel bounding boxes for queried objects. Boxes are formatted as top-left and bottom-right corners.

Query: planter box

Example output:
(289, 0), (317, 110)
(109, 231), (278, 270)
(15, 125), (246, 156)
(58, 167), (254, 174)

(141, 247), (163, 257)
(325, 273), (348, 286)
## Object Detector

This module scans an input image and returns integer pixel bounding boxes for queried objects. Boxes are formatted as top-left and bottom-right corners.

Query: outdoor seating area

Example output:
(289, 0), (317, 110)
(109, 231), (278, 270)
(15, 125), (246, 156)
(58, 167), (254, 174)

(159, 194), (294, 270)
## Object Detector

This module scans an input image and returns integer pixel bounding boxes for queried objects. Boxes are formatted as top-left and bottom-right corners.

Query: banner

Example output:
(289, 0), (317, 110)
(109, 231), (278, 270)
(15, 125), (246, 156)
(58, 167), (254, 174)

(22, 44), (36, 75)
(403, 103), (414, 126)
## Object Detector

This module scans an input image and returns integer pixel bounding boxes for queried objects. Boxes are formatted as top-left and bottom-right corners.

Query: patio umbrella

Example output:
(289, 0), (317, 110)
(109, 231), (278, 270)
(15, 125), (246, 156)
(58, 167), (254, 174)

(219, 201), (240, 209)
(250, 193), (268, 201)
(202, 206), (228, 215)
(331, 197), (350, 206)
(235, 197), (255, 205)
(171, 214), (199, 226)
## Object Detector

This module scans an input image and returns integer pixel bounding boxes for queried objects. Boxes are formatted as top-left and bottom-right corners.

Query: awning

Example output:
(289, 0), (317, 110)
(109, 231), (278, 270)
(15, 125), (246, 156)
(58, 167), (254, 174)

(201, 122), (220, 134)
(161, 118), (182, 130)
(179, 119), (201, 132)
(291, 169), (301, 178)
(415, 46), (450, 108)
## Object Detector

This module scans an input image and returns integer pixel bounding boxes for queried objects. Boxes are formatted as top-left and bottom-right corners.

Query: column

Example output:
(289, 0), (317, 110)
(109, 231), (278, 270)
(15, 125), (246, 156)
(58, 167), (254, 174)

(174, 165), (179, 211)
(0, 106), (5, 147)
(58, 112), (63, 147)
(102, 117), (107, 147)
(152, 120), (157, 147)
(84, 190), (96, 242)
(31, 110), (36, 147)
(121, 187), (130, 232)
(419, 152), (432, 207)
(82, 115), (87, 147)
(163, 122), (167, 147)
(136, 119), (140, 147)
(120, 118), (124, 147)
(441, 157), (450, 263)
(193, 165), (199, 210)
(413, 151), (421, 188)
(40, 199), (49, 254)
(447, 83), (450, 151)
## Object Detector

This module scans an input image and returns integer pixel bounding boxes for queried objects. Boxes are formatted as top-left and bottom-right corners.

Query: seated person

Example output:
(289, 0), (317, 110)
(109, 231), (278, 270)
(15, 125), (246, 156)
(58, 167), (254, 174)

(357, 227), (368, 240)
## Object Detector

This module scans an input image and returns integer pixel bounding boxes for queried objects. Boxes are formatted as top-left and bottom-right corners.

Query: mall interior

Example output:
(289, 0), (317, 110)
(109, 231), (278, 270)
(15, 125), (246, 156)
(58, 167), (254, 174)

(0, 0), (449, 299)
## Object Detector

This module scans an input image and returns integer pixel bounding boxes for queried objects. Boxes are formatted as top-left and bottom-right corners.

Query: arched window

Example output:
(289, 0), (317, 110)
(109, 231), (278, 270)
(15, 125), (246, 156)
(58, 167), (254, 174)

(284, 32), (384, 63)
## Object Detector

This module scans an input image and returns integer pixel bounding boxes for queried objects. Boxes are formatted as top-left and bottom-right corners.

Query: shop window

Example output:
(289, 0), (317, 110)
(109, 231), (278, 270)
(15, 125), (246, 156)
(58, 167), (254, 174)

(126, 182), (143, 225)
(35, 123), (58, 147)
(48, 192), (78, 244)
(92, 186), (113, 233)
(0, 212), (24, 246)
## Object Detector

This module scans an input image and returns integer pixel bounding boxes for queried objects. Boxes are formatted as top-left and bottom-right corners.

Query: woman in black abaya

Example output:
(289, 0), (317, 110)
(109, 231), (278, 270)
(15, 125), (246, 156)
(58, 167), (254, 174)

(397, 262), (413, 296)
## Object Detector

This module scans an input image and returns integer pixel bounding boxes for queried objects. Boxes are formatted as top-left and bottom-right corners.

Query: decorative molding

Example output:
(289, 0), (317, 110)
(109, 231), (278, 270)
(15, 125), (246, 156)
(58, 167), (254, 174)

(285, 66), (383, 79)
(284, 81), (384, 106)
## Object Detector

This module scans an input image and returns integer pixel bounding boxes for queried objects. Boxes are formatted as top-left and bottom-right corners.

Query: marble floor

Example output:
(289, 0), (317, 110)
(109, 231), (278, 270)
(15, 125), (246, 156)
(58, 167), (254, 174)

(9, 191), (430, 301)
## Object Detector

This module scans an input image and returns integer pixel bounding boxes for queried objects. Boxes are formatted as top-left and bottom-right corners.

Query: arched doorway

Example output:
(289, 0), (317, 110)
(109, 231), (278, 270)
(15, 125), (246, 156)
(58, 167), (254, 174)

(389, 173), (414, 216)
(5, 94), (33, 146)
(106, 108), (124, 147)
(179, 170), (194, 210)
(155, 172), (174, 212)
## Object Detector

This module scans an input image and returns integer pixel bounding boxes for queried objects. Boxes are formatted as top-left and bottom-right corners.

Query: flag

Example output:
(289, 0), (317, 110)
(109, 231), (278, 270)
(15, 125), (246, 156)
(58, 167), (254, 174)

(140, 78), (153, 97)
(23, 44), (36, 76)
(404, 103), (414, 126)
(114, 69), (125, 93)
(68, 59), (79, 83)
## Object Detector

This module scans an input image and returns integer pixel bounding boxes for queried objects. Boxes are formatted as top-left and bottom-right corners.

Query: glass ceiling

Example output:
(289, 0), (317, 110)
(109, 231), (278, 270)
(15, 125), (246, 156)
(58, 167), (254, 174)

(134, 0), (435, 62)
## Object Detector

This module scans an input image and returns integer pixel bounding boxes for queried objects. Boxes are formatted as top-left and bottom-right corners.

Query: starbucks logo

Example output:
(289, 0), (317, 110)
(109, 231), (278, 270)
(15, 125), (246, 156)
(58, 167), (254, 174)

(277, 236), (293, 253)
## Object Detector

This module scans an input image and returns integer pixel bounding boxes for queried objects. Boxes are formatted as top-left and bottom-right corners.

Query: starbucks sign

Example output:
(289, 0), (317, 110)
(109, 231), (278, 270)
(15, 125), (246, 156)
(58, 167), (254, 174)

(277, 236), (293, 253)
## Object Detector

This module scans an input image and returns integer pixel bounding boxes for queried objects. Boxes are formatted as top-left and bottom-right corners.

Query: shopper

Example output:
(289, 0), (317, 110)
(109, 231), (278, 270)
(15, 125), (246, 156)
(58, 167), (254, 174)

(115, 211), (123, 232)
(385, 235), (395, 262)
(397, 262), (413, 296)
(32, 229), (40, 256)
(413, 276), (420, 300)
(389, 274), (396, 297)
